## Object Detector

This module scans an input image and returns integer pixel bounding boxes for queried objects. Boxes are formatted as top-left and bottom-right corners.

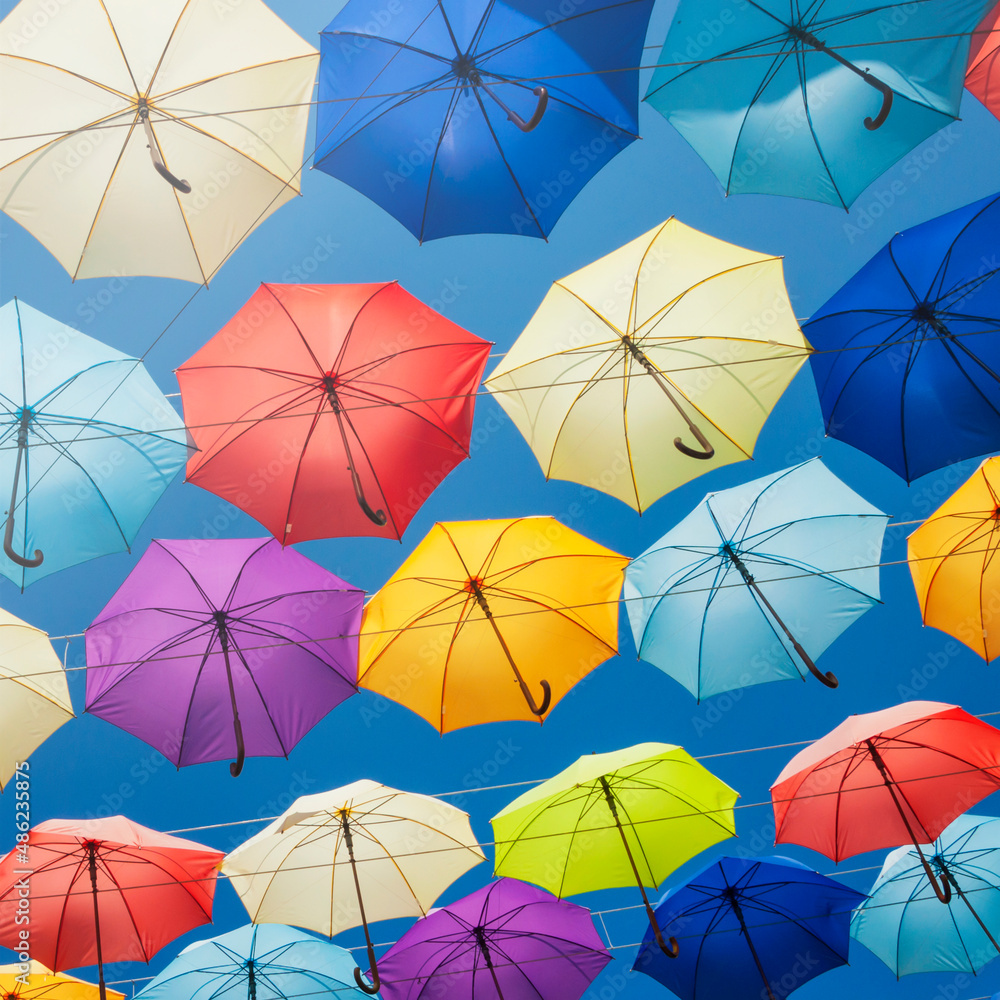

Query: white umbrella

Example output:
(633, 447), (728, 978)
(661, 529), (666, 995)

(0, 0), (317, 283)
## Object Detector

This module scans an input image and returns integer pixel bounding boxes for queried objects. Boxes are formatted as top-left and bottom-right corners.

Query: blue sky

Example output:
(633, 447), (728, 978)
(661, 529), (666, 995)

(2, 0), (1000, 997)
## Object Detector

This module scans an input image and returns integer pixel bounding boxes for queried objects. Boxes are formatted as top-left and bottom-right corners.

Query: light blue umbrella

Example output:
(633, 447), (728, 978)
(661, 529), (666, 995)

(851, 813), (1000, 976)
(624, 459), (887, 700)
(135, 923), (380, 1000)
(0, 299), (187, 588)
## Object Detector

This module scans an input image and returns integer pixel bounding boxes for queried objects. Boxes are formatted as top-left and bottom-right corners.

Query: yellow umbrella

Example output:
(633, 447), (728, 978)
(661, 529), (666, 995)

(359, 517), (628, 732)
(908, 456), (1000, 661)
(485, 217), (811, 511)
(0, 963), (123, 1000)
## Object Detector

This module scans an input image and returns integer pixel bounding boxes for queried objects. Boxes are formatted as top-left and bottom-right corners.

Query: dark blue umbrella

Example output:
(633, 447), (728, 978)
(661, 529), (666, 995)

(806, 192), (1000, 482)
(314, 0), (654, 241)
(632, 855), (865, 1000)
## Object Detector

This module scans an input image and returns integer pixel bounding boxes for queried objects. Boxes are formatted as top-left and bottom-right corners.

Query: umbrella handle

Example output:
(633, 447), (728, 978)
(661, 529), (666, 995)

(649, 916), (680, 958)
(520, 678), (551, 716)
(921, 856), (952, 904)
(673, 430), (715, 461)
(354, 965), (381, 995)
(3, 514), (42, 568)
(139, 105), (192, 194)
(508, 87), (548, 132)
(863, 79), (893, 130)
(4, 420), (43, 568)
(229, 742), (245, 777)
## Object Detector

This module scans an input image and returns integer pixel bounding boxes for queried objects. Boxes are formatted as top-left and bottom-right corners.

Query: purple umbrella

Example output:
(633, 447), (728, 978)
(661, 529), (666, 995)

(85, 538), (363, 776)
(376, 878), (611, 1000)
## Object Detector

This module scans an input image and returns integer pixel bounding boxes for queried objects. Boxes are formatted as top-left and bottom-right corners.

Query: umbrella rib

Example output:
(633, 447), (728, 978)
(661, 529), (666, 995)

(331, 31), (453, 66)
(278, 397), (328, 545)
(175, 638), (224, 767)
(332, 283), (396, 376)
(218, 538), (273, 610)
(153, 538), (223, 612)
(416, 71), (466, 242)
(897, 332), (923, 482)
(925, 196), (999, 302)
(227, 633), (291, 758)
(262, 285), (326, 376)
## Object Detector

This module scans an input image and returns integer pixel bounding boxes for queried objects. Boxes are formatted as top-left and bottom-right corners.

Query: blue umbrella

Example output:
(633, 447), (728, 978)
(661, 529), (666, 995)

(0, 299), (187, 588)
(645, 0), (993, 207)
(851, 813), (1000, 976)
(135, 923), (378, 1000)
(314, 0), (654, 241)
(624, 459), (887, 700)
(807, 192), (1000, 482)
(632, 855), (866, 1000)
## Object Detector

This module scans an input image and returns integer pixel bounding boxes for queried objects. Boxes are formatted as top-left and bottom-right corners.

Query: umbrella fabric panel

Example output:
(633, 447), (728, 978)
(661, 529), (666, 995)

(0, 962), (125, 1000)
(967, 4), (1000, 117)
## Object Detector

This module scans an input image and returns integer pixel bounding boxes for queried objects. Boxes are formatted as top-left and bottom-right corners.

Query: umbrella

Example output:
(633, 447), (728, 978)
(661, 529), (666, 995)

(491, 742), (739, 958)
(177, 282), (492, 543)
(0, 0), (317, 282)
(0, 298), (188, 588)
(645, 0), (993, 207)
(134, 923), (382, 1000)
(624, 459), (887, 700)
(771, 700), (1000, 903)
(357, 516), (628, 730)
(313, 0), (655, 241)
(632, 855), (865, 1000)
(851, 813), (1000, 976)
(967, 4), (1000, 119)
(907, 456), (1000, 662)
(0, 816), (224, 1000)
(806, 192), (1000, 482)
(84, 537), (364, 776)
(484, 217), (810, 512)
(0, 605), (74, 787)
(222, 778), (486, 994)
(376, 878), (610, 1000)
(0, 963), (123, 1000)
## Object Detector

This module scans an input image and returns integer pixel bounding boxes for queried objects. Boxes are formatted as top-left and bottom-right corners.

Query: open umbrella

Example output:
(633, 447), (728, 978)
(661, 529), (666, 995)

(771, 700), (1000, 903)
(376, 878), (611, 1000)
(624, 459), (887, 700)
(134, 924), (382, 1000)
(84, 538), (364, 776)
(0, 963), (123, 1000)
(807, 192), (1000, 482)
(645, 0), (993, 206)
(491, 742), (739, 958)
(358, 516), (628, 731)
(222, 779), (486, 994)
(314, 0), (655, 241)
(907, 456), (1000, 662)
(0, 0), (317, 282)
(0, 816), (224, 1000)
(0, 298), (188, 588)
(851, 813), (1000, 976)
(177, 282), (492, 543)
(0, 605), (74, 788)
(484, 217), (810, 511)
(633, 856), (865, 1000)
(967, 3), (1000, 119)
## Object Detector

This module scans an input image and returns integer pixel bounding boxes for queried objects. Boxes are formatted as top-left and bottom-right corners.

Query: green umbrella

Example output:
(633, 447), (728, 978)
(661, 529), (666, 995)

(490, 742), (738, 957)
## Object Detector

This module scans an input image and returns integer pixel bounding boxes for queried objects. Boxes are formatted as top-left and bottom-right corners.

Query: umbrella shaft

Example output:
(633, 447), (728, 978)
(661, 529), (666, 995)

(340, 813), (379, 978)
(475, 930), (507, 1000)
(87, 843), (107, 1000)
(598, 776), (653, 908)
(725, 890), (775, 1000)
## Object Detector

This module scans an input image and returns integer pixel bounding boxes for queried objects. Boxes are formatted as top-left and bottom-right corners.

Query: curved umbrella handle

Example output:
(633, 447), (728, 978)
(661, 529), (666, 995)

(4, 515), (42, 568)
(520, 678), (551, 716)
(673, 431), (715, 461)
(356, 490), (388, 527)
(4, 428), (43, 568)
(509, 86), (548, 132)
(354, 966), (381, 995)
(863, 79), (893, 131)
(139, 108), (191, 194)
(922, 858), (952, 904)
(798, 647), (838, 688)
(650, 916), (680, 958)
(229, 739), (245, 778)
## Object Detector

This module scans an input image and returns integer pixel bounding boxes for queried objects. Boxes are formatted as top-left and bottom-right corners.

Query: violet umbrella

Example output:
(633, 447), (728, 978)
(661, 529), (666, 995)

(375, 878), (611, 1000)
(85, 538), (364, 776)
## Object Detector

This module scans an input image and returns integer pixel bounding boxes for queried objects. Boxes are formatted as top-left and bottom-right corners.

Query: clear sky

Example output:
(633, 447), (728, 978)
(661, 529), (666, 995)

(1, 1), (1000, 998)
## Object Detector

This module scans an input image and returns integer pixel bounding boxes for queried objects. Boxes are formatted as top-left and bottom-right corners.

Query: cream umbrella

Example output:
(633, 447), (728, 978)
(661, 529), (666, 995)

(484, 217), (811, 512)
(0, 606), (74, 788)
(222, 778), (486, 995)
(0, 0), (317, 283)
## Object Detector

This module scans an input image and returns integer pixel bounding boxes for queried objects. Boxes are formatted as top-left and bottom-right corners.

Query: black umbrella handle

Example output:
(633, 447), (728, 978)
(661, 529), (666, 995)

(4, 416), (43, 569)
(138, 102), (191, 193)
(217, 616), (246, 777)
(673, 426), (715, 461)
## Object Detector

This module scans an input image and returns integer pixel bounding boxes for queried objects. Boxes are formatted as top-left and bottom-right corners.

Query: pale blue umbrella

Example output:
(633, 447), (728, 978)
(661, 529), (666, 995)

(851, 813), (1000, 976)
(0, 299), (187, 588)
(624, 459), (887, 700)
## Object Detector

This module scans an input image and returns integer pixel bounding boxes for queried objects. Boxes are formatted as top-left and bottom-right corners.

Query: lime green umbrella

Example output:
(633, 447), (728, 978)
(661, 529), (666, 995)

(490, 742), (738, 957)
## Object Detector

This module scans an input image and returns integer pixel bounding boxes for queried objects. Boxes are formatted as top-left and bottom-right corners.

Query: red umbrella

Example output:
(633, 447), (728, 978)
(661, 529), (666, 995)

(967, 2), (1000, 118)
(177, 283), (492, 543)
(771, 701), (1000, 903)
(0, 816), (223, 999)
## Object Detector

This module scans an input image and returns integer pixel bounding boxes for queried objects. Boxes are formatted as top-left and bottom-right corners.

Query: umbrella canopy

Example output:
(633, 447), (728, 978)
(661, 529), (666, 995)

(223, 779), (486, 994)
(134, 923), (381, 1000)
(967, 4), (1000, 119)
(177, 282), (492, 543)
(0, 963), (123, 1000)
(358, 516), (628, 731)
(624, 459), (887, 700)
(491, 742), (738, 956)
(484, 217), (810, 511)
(0, 816), (223, 1000)
(84, 537), (364, 776)
(771, 700), (1000, 901)
(851, 813), (1000, 976)
(807, 192), (1000, 482)
(908, 456), (1000, 662)
(645, 0), (993, 207)
(0, 605), (74, 788)
(313, 0), (655, 241)
(0, 0), (317, 283)
(632, 856), (865, 1000)
(376, 878), (611, 1000)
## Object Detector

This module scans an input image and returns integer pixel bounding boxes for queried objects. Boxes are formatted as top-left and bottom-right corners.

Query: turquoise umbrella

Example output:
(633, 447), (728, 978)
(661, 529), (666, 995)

(851, 813), (1000, 976)
(624, 460), (887, 699)
(0, 299), (187, 588)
